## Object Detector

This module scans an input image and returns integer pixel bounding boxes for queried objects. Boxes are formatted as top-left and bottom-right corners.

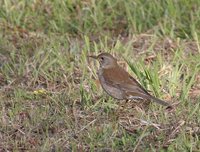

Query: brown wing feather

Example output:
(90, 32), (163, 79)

(102, 66), (151, 98)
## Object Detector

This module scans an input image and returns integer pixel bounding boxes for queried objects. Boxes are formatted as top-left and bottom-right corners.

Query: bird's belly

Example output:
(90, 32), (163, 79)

(98, 72), (124, 100)
(102, 83), (124, 100)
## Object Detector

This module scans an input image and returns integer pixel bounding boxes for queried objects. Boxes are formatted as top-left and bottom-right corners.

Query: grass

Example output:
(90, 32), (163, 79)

(0, 0), (200, 151)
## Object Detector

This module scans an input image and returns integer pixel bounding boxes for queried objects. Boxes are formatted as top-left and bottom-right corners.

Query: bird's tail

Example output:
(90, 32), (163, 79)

(150, 95), (171, 107)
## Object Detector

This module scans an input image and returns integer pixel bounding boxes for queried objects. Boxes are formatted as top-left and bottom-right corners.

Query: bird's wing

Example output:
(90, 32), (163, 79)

(119, 80), (151, 100)
(128, 75), (150, 95)
(102, 67), (151, 99)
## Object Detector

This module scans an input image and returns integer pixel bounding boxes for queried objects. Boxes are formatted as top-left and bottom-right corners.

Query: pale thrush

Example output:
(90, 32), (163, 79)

(89, 52), (171, 107)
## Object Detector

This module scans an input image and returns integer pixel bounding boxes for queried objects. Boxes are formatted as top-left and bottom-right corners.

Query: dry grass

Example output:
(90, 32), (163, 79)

(0, 0), (200, 151)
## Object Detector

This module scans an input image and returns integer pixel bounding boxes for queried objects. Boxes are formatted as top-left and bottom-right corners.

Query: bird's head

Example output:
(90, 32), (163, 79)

(88, 53), (117, 68)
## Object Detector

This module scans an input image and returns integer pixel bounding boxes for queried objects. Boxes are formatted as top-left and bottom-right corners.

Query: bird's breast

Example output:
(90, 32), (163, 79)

(97, 69), (125, 100)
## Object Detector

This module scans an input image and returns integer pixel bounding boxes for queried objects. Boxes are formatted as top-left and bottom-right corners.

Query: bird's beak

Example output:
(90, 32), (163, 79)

(88, 55), (98, 59)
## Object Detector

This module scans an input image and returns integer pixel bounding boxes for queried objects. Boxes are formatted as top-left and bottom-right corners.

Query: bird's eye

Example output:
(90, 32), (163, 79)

(99, 57), (104, 62)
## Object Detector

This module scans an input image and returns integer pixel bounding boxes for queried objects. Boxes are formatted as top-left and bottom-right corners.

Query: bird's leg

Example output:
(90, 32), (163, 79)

(115, 99), (129, 117)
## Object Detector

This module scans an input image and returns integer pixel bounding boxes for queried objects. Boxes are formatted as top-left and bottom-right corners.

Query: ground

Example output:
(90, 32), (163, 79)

(0, 0), (200, 151)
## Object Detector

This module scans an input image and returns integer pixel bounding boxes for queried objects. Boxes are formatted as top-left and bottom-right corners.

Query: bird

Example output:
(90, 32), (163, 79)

(88, 52), (171, 107)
